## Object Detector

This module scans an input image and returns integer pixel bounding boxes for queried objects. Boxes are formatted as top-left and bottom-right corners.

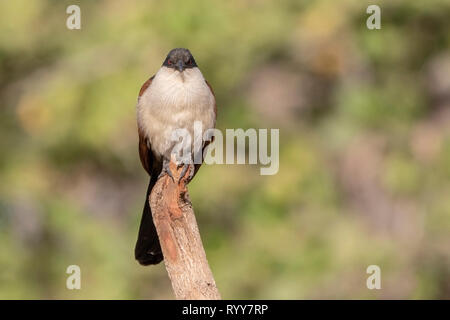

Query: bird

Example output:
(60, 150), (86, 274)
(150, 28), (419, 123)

(135, 48), (217, 265)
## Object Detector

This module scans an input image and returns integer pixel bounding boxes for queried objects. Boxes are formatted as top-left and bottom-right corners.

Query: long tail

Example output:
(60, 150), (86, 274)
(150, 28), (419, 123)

(135, 175), (163, 265)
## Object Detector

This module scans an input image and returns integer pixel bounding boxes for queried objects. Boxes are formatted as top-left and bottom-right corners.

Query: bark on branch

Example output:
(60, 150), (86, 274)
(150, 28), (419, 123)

(149, 159), (221, 300)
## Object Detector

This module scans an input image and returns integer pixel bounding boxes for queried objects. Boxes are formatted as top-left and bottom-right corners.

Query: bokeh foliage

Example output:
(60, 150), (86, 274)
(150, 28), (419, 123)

(0, 0), (449, 299)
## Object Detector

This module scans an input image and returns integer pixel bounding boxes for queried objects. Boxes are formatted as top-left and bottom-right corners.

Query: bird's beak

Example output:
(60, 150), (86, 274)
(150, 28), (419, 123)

(176, 60), (184, 72)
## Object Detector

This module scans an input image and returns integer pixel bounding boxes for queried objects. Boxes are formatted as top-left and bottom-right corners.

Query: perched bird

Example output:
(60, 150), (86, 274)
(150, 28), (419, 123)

(135, 48), (217, 265)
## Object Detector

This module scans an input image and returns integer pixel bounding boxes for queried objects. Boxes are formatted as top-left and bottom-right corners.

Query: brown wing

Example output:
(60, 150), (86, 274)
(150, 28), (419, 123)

(139, 76), (154, 98)
(138, 76), (154, 175)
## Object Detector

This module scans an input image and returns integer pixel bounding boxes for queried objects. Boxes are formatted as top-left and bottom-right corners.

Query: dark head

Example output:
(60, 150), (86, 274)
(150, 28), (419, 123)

(162, 48), (197, 72)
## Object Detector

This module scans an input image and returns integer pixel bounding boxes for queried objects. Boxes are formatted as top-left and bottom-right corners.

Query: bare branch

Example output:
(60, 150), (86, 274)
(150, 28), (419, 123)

(149, 159), (221, 300)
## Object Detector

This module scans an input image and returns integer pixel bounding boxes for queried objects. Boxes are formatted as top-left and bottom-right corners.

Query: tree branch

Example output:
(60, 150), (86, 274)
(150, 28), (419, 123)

(149, 159), (221, 300)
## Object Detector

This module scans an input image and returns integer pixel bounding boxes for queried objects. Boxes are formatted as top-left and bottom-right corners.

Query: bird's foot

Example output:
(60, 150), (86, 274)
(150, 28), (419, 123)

(158, 158), (175, 182)
(178, 163), (195, 184)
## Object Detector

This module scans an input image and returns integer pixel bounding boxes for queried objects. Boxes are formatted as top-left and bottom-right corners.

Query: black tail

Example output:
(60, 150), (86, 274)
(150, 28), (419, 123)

(135, 176), (163, 265)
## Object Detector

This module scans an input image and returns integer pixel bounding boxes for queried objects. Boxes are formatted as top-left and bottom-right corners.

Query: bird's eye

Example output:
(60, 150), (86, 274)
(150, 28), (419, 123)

(187, 59), (193, 65)
(167, 59), (173, 65)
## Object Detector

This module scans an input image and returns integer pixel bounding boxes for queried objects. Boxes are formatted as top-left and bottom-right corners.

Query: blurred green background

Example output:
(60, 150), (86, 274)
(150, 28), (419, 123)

(0, 0), (449, 299)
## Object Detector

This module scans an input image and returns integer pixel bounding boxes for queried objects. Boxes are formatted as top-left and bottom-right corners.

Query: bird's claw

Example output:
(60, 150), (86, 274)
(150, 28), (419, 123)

(178, 163), (195, 184)
(158, 158), (175, 182)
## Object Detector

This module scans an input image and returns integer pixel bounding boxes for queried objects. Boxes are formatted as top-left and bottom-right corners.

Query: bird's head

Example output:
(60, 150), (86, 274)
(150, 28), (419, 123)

(162, 48), (197, 73)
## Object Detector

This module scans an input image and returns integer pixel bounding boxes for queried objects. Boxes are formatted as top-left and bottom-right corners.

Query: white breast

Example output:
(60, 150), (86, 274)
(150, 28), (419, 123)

(137, 66), (216, 158)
